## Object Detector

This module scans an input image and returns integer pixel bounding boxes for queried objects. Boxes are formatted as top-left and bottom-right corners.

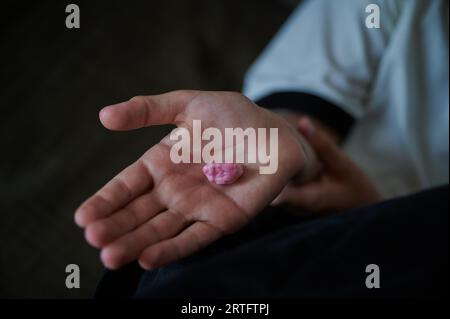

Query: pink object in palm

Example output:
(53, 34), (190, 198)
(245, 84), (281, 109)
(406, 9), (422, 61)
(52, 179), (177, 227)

(202, 163), (244, 185)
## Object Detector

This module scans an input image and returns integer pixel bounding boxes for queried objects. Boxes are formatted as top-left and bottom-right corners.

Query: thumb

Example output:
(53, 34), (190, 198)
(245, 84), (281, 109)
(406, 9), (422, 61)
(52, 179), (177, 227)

(99, 90), (198, 131)
(298, 117), (350, 175)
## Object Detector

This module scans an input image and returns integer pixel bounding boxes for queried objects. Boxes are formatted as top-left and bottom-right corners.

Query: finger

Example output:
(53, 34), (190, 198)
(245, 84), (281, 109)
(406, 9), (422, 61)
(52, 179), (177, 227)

(298, 117), (349, 174)
(271, 185), (301, 206)
(99, 90), (199, 131)
(271, 183), (324, 211)
(138, 221), (222, 270)
(75, 159), (152, 227)
(84, 192), (165, 248)
(100, 209), (192, 269)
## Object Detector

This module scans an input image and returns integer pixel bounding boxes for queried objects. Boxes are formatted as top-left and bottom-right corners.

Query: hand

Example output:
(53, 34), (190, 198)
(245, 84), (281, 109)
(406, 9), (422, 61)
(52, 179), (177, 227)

(272, 117), (382, 213)
(75, 91), (307, 270)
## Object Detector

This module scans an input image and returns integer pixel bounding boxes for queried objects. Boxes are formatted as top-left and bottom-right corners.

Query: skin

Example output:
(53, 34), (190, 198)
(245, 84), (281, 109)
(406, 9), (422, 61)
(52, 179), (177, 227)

(75, 90), (382, 270)
(272, 117), (382, 213)
(74, 90), (309, 270)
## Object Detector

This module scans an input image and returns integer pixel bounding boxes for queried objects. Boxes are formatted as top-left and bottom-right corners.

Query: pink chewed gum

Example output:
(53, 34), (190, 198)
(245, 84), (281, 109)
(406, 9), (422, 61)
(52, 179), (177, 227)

(202, 163), (244, 185)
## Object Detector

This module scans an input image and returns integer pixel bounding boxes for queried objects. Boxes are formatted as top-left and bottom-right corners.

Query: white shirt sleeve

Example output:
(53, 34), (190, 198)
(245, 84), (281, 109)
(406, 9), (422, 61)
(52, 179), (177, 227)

(243, 0), (401, 119)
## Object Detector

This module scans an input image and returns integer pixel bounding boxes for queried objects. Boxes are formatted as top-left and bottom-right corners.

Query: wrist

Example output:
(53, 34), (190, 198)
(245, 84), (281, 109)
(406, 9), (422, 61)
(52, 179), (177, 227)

(257, 107), (319, 183)
(277, 118), (323, 186)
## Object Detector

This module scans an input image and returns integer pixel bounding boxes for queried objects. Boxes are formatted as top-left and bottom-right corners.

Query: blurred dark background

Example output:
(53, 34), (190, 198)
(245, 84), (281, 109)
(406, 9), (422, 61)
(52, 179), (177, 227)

(0, 0), (299, 298)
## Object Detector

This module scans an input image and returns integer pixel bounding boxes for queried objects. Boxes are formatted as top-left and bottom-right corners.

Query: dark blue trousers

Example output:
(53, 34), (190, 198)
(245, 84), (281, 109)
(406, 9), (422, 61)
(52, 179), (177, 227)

(95, 185), (449, 298)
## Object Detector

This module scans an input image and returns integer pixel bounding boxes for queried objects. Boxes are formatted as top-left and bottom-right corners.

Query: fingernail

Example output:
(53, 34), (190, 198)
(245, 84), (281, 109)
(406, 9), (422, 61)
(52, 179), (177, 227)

(271, 196), (282, 206)
(305, 118), (315, 137)
(300, 117), (315, 137)
(99, 107), (111, 120)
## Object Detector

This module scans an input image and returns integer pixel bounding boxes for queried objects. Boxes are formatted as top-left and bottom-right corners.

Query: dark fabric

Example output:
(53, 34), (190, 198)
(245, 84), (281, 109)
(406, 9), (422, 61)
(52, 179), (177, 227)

(256, 91), (355, 139)
(95, 185), (449, 298)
